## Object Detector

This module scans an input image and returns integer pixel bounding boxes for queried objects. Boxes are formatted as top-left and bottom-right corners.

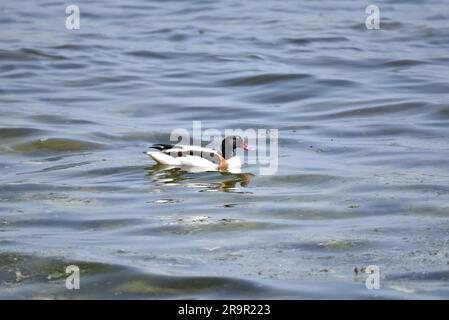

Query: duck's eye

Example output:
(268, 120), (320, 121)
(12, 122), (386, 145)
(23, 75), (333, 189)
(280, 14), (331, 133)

(190, 151), (193, 156)
(178, 151), (182, 157)
(210, 152), (214, 157)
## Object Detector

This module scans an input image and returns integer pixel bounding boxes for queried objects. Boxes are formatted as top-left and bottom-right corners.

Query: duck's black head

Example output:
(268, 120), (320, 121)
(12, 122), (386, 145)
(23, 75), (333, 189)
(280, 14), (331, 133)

(221, 136), (248, 159)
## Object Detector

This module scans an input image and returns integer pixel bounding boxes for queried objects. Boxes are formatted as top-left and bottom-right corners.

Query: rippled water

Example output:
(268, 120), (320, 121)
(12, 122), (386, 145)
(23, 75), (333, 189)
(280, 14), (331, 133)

(1, 0), (449, 299)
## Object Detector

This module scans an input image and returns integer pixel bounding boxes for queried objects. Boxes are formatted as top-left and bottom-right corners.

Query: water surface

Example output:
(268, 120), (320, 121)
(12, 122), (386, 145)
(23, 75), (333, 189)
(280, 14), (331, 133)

(1, 0), (449, 299)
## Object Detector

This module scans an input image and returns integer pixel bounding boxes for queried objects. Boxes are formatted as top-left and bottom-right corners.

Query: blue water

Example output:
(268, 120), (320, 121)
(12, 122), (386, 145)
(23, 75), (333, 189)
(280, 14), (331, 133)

(1, 0), (449, 299)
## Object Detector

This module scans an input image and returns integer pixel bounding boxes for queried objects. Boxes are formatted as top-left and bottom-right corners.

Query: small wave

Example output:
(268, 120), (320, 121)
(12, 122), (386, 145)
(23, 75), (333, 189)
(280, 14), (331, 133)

(0, 251), (283, 299)
(348, 20), (403, 31)
(279, 239), (371, 251)
(5, 218), (142, 231)
(75, 165), (145, 178)
(12, 138), (106, 154)
(257, 173), (346, 186)
(0, 48), (65, 61)
(387, 270), (449, 282)
(304, 101), (431, 120)
(124, 50), (169, 59)
(426, 105), (449, 120)
(315, 78), (358, 87)
(285, 36), (349, 45)
(220, 73), (312, 87)
(51, 62), (88, 70)
(169, 33), (190, 42)
(30, 114), (97, 125)
(134, 217), (282, 235)
(48, 44), (109, 51)
(383, 59), (426, 67)
(18, 161), (92, 175)
(0, 127), (44, 140)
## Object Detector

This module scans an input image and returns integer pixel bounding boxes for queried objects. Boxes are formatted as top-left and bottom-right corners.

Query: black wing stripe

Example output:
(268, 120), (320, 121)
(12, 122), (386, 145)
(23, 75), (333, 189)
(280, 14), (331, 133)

(151, 145), (220, 164)
(150, 143), (176, 151)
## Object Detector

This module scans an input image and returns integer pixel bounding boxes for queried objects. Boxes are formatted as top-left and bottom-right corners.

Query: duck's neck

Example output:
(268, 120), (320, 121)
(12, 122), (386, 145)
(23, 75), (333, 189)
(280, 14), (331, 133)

(221, 142), (235, 159)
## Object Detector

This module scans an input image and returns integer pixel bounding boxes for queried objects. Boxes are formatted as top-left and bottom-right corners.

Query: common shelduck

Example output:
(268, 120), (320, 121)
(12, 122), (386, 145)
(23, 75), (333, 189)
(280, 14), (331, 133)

(146, 136), (248, 170)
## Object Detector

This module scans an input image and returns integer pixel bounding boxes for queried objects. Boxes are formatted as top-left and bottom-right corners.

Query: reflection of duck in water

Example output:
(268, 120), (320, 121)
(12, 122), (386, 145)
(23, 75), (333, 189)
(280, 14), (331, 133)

(145, 164), (254, 193)
(217, 171), (253, 192)
(146, 136), (248, 171)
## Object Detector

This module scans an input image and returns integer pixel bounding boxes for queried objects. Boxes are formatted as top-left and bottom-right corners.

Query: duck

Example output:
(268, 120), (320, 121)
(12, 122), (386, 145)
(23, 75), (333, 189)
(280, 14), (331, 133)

(146, 136), (248, 170)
